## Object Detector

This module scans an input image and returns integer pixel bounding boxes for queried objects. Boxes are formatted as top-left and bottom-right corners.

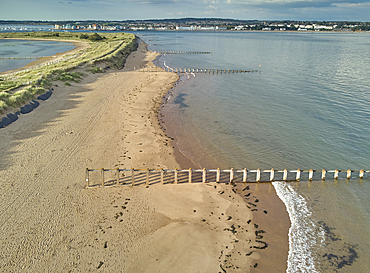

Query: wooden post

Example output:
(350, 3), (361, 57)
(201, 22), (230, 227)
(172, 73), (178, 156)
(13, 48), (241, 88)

(243, 168), (247, 182)
(146, 168), (150, 185)
(189, 168), (192, 183)
(334, 169), (339, 179)
(202, 168), (206, 183)
(322, 169), (326, 180)
(216, 168), (220, 183)
(360, 169), (364, 178)
(283, 169), (288, 181)
(161, 168), (164, 184)
(132, 168), (135, 186)
(347, 169), (351, 179)
(116, 167), (120, 185)
(174, 168), (178, 184)
(270, 169), (274, 181)
(309, 169), (314, 181)
(230, 168), (234, 183)
(101, 168), (105, 186)
(85, 168), (89, 188)
(256, 169), (261, 182)
(296, 169), (301, 181)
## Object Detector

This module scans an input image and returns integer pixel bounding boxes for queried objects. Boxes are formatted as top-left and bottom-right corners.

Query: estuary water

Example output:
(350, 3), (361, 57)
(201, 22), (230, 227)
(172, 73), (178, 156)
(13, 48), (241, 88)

(137, 31), (370, 272)
(0, 38), (75, 73)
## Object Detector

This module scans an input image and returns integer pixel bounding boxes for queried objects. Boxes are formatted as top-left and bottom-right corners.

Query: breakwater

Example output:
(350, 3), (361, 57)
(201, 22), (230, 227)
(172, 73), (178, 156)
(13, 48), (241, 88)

(85, 168), (369, 188)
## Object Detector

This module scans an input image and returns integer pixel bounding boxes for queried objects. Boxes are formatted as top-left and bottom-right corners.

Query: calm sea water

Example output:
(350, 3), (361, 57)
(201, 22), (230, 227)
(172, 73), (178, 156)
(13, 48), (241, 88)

(137, 31), (370, 272)
(0, 38), (75, 73)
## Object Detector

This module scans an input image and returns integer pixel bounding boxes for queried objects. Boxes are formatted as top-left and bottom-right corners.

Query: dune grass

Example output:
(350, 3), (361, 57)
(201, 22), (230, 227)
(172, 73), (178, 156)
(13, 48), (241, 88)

(0, 31), (137, 113)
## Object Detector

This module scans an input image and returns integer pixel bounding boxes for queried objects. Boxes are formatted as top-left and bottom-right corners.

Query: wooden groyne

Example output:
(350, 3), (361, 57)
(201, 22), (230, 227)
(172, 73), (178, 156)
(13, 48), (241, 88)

(85, 168), (370, 188)
(154, 50), (211, 54)
(0, 57), (40, 60)
(134, 67), (259, 73)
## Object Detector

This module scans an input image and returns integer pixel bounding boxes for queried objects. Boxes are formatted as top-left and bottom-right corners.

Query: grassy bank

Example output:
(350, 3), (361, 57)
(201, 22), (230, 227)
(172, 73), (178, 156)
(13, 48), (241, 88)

(0, 31), (137, 113)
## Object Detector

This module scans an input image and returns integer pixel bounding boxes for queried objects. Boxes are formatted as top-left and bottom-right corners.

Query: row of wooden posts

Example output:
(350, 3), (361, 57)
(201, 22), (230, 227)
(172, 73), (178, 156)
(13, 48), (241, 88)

(0, 57), (40, 60)
(85, 168), (369, 188)
(135, 66), (258, 74)
(154, 50), (211, 54)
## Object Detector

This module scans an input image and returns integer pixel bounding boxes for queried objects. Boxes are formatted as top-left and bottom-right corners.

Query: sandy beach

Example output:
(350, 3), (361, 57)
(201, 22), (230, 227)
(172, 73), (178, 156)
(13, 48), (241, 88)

(0, 41), (263, 272)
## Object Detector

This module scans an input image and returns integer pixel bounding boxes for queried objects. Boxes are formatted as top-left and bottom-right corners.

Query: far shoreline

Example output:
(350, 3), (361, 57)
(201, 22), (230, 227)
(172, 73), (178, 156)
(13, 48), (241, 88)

(0, 37), (88, 75)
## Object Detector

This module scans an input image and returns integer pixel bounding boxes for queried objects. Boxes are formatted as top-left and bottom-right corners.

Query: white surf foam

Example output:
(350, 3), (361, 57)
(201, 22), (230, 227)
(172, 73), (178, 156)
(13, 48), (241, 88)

(272, 182), (325, 273)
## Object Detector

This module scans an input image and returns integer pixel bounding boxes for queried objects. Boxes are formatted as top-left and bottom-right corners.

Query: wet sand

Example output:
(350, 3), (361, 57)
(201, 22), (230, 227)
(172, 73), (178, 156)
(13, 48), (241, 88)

(159, 70), (291, 272)
(0, 41), (259, 272)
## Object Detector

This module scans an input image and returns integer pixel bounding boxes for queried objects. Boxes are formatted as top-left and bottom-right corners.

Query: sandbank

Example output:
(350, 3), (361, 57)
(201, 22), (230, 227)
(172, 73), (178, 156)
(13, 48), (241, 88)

(0, 41), (259, 272)
(0, 37), (88, 75)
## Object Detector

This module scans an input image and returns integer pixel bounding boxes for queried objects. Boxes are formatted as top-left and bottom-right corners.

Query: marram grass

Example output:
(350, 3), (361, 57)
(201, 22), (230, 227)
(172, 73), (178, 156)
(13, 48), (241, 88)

(0, 32), (136, 113)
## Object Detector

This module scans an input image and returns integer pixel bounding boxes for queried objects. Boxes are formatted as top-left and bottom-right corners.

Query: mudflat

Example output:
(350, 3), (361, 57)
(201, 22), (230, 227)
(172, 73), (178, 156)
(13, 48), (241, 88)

(0, 42), (258, 272)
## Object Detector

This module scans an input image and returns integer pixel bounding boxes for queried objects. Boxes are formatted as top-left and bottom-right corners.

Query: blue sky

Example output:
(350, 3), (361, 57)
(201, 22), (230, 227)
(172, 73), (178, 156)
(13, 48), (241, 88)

(1, 0), (369, 21)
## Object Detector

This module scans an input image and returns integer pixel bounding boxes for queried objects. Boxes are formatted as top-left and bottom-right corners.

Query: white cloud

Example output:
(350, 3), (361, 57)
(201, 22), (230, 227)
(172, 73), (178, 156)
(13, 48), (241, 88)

(332, 1), (370, 7)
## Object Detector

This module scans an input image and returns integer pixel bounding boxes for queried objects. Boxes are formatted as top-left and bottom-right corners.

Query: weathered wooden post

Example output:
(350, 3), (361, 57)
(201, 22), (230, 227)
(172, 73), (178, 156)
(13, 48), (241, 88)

(189, 168), (192, 183)
(322, 169), (326, 180)
(283, 169), (288, 181)
(174, 168), (178, 184)
(101, 168), (105, 186)
(309, 169), (314, 181)
(85, 168), (89, 188)
(131, 168), (135, 186)
(146, 168), (150, 185)
(256, 169), (261, 182)
(243, 168), (248, 183)
(270, 169), (274, 181)
(202, 168), (206, 183)
(347, 169), (351, 179)
(161, 168), (164, 184)
(334, 169), (339, 179)
(360, 169), (364, 178)
(216, 168), (220, 183)
(296, 169), (301, 181)
(116, 167), (120, 185)
(230, 168), (234, 183)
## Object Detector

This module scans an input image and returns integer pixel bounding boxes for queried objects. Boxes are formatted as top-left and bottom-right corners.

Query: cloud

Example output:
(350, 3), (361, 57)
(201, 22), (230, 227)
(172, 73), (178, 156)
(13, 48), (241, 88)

(224, 0), (370, 9)
(204, 0), (220, 3)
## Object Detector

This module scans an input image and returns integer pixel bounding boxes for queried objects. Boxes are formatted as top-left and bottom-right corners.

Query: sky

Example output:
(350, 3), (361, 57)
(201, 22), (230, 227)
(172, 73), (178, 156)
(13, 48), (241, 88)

(1, 0), (369, 22)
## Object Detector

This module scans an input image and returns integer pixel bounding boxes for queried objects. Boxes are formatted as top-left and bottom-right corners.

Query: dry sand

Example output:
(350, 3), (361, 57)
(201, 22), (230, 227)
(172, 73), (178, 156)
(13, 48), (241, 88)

(0, 42), (260, 272)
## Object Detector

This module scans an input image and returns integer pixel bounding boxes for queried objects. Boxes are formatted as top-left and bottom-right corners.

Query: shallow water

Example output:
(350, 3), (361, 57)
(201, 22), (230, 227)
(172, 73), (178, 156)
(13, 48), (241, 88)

(137, 31), (370, 272)
(0, 38), (75, 73)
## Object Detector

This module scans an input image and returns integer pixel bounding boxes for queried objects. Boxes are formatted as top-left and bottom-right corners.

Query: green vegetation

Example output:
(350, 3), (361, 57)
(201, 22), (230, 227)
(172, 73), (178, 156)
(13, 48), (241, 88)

(88, 66), (104, 74)
(55, 72), (85, 83)
(0, 31), (137, 113)
(88, 33), (105, 41)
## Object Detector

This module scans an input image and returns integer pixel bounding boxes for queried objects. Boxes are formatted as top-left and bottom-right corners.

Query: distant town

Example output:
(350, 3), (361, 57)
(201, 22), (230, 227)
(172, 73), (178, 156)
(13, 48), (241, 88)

(1, 18), (370, 32)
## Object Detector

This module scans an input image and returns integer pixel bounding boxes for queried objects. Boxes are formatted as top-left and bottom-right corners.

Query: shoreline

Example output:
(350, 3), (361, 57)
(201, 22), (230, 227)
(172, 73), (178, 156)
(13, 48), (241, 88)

(157, 54), (290, 271)
(0, 37), (88, 76)
(0, 40), (260, 272)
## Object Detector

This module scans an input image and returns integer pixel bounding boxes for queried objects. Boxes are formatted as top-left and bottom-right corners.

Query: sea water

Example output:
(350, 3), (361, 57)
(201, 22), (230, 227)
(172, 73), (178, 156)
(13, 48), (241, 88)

(0, 38), (75, 73)
(137, 31), (370, 272)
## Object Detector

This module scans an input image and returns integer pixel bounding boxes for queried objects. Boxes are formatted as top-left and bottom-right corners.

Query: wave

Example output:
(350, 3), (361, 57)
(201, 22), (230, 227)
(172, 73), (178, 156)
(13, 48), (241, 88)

(272, 182), (325, 272)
